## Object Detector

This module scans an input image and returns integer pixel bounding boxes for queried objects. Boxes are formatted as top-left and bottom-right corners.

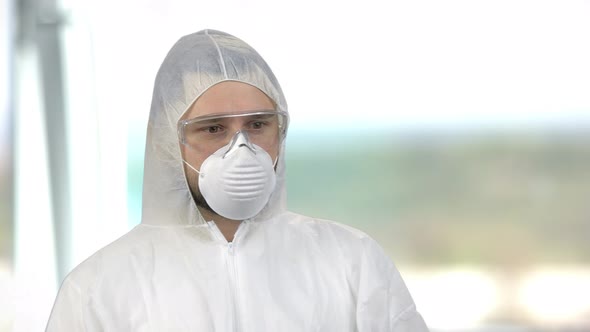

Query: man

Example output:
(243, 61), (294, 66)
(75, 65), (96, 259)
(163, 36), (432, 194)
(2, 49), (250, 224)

(47, 29), (429, 331)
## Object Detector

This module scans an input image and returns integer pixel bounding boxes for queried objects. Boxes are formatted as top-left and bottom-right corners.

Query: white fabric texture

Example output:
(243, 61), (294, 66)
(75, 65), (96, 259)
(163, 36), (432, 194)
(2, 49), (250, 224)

(46, 29), (429, 331)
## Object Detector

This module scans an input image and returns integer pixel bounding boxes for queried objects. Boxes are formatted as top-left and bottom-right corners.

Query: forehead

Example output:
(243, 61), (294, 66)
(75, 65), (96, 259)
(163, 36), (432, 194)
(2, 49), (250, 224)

(185, 81), (275, 119)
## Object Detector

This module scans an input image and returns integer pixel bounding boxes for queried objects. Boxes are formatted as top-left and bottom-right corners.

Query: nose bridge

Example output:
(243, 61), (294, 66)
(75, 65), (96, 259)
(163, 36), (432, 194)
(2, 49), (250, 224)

(226, 117), (248, 134)
(232, 130), (250, 146)
(224, 116), (251, 143)
(223, 130), (256, 158)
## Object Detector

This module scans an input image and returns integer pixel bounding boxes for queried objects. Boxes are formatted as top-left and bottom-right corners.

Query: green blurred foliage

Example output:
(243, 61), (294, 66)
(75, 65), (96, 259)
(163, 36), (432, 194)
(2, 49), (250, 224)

(286, 129), (590, 267)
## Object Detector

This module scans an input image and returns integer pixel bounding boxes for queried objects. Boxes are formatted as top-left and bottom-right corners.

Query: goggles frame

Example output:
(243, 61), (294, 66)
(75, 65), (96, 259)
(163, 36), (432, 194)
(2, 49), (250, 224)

(178, 110), (289, 147)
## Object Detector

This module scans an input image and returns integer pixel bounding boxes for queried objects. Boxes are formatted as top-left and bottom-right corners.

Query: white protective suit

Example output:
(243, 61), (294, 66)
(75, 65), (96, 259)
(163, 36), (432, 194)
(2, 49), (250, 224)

(46, 30), (429, 332)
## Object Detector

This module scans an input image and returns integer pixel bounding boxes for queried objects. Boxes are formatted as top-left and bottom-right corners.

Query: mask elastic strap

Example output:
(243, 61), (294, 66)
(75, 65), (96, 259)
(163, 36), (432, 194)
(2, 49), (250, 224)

(183, 159), (201, 174)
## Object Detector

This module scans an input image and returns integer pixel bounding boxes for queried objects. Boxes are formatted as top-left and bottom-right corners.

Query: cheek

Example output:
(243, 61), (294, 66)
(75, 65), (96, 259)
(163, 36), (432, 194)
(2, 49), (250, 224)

(267, 143), (280, 162)
(181, 151), (203, 194)
(184, 163), (200, 189)
(181, 145), (207, 171)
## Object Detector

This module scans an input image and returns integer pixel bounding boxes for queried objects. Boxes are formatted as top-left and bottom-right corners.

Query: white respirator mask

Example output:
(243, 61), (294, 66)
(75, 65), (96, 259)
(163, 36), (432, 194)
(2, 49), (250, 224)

(183, 131), (277, 220)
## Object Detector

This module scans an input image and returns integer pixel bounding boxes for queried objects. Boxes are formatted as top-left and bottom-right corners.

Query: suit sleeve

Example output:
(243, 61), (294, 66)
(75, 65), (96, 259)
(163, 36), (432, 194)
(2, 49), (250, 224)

(355, 237), (429, 332)
(45, 278), (86, 332)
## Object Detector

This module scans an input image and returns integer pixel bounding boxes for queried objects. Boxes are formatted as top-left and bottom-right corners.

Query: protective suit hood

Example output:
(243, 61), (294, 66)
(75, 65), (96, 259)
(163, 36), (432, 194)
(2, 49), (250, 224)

(141, 29), (288, 225)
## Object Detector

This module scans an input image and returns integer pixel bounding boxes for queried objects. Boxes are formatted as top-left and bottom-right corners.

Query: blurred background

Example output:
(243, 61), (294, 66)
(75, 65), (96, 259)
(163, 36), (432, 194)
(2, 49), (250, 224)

(1, 0), (590, 331)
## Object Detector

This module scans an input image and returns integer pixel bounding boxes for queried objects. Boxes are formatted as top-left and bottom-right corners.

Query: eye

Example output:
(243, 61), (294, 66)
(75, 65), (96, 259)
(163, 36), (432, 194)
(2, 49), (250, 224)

(205, 125), (223, 134)
(251, 121), (264, 130)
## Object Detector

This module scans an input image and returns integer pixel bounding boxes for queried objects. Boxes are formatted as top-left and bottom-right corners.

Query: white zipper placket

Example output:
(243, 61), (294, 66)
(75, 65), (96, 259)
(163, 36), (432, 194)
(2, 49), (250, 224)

(226, 241), (240, 332)
(207, 221), (249, 332)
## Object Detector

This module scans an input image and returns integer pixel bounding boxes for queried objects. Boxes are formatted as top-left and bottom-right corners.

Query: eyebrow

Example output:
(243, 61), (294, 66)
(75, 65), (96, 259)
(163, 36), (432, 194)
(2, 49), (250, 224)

(189, 113), (276, 124)
(192, 118), (223, 125)
(247, 114), (275, 120)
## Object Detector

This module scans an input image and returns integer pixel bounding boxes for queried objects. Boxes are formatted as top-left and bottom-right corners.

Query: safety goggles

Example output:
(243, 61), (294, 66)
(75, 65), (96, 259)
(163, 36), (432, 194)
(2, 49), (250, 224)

(178, 110), (289, 155)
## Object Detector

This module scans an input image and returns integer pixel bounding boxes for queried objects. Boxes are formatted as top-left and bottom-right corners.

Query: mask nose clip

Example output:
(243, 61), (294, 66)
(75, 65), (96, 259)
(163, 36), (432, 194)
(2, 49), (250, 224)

(223, 131), (256, 158)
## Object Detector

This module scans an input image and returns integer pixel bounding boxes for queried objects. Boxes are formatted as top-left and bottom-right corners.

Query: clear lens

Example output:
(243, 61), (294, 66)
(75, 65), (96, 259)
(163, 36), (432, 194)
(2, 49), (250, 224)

(178, 110), (288, 155)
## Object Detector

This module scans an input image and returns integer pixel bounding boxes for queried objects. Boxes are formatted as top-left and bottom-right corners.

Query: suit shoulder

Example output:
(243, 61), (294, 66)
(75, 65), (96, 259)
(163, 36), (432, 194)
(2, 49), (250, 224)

(279, 211), (377, 246)
(60, 226), (147, 290)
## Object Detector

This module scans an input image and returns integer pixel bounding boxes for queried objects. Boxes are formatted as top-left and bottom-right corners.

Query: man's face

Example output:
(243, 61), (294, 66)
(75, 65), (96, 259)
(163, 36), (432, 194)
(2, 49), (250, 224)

(180, 81), (279, 215)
